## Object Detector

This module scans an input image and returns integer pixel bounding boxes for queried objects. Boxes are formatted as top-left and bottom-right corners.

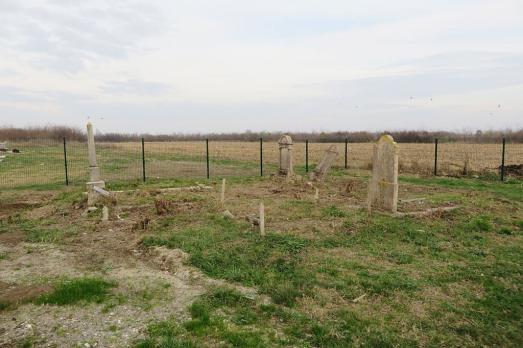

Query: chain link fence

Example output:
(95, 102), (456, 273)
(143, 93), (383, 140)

(0, 138), (521, 189)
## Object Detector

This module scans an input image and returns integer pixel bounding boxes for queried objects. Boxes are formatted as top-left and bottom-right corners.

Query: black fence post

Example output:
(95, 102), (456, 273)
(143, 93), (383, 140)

(434, 138), (439, 176)
(141, 138), (146, 182)
(63, 137), (69, 186)
(260, 138), (263, 176)
(206, 139), (210, 179)
(500, 138), (506, 182)
(305, 139), (309, 173)
(344, 138), (348, 169)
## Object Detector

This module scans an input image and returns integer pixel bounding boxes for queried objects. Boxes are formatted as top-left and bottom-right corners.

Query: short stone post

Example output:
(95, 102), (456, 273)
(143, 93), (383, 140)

(102, 206), (109, 222)
(311, 145), (339, 181)
(367, 135), (399, 214)
(259, 201), (265, 236)
(86, 122), (106, 206)
(220, 178), (226, 204)
(278, 135), (293, 177)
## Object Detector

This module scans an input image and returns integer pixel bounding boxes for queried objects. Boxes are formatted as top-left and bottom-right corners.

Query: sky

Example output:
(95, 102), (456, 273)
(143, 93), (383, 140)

(0, 0), (522, 134)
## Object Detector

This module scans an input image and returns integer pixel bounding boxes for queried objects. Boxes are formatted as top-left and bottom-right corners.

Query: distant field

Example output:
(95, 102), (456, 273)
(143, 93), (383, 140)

(1, 140), (521, 188)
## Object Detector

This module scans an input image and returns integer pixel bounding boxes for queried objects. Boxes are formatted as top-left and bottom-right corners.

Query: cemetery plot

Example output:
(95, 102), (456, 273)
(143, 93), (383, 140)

(0, 168), (521, 347)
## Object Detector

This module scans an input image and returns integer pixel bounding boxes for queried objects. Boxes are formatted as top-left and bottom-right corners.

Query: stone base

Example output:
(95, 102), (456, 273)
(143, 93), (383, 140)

(89, 167), (101, 183)
(87, 180), (106, 206)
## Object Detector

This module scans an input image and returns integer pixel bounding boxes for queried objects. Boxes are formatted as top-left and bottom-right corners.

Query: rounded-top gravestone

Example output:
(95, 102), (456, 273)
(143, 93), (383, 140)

(278, 135), (293, 177)
(367, 134), (399, 213)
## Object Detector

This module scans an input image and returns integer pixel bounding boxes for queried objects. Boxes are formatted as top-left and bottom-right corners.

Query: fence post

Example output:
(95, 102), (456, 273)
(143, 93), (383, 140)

(63, 137), (69, 186)
(141, 138), (146, 182)
(344, 138), (348, 169)
(500, 138), (506, 182)
(260, 138), (263, 176)
(305, 139), (309, 173)
(434, 138), (438, 176)
(206, 139), (210, 179)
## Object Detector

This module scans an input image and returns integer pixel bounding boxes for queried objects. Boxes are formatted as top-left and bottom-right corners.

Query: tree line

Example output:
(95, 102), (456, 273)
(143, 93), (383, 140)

(1, 126), (522, 143)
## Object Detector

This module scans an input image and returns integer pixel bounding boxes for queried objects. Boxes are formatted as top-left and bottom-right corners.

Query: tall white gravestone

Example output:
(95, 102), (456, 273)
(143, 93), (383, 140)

(367, 135), (399, 213)
(278, 135), (293, 177)
(86, 122), (105, 206)
(311, 145), (339, 181)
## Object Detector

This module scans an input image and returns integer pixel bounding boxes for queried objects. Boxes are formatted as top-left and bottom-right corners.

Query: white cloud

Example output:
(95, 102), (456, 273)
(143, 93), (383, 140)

(0, 0), (522, 132)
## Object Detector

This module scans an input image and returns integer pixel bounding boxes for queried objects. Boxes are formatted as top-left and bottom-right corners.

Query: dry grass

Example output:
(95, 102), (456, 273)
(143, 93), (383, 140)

(1, 140), (522, 188)
(113, 141), (523, 175)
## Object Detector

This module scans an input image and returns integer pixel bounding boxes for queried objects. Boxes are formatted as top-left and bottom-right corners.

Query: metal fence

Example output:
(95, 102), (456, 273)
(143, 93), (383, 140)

(0, 138), (521, 189)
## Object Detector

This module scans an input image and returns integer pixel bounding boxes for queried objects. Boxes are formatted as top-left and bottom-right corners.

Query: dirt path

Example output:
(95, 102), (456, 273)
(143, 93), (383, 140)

(0, 193), (260, 347)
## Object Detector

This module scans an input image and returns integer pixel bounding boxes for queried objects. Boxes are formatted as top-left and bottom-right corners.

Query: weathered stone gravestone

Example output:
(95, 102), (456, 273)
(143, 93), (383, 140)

(311, 145), (338, 181)
(0, 142), (6, 151)
(367, 135), (399, 213)
(86, 122), (107, 206)
(278, 135), (293, 177)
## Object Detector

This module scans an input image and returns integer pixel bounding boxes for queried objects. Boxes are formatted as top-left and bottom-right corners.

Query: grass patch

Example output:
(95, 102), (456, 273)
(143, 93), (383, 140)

(321, 205), (347, 218)
(143, 215), (313, 306)
(35, 277), (116, 306)
(466, 215), (493, 232)
(25, 226), (78, 243)
(400, 176), (523, 201)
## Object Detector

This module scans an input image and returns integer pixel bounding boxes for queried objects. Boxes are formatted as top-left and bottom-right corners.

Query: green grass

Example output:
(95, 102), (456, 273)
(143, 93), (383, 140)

(139, 173), (523, 347)
(2, 165), (522, 346)
(34, 277), (116, 306)
(143, 215), (313, 306)
(400, 175), (523, 201)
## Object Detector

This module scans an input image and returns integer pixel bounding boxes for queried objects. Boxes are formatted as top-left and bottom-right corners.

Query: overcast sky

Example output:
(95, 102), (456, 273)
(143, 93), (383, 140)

(1, 0), (522, 134)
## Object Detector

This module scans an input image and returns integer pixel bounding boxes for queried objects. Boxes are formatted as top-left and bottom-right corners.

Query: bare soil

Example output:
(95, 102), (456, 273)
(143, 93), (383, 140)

(0, 189), (262, 348)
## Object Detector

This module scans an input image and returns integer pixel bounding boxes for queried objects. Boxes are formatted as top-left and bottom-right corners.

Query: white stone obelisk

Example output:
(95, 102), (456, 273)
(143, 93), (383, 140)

(86, 122), (105, 206)
(87, 122), (101, 182)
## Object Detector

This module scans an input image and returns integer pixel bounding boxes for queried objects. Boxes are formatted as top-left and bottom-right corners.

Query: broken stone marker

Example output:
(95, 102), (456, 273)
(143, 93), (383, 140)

(367, 135), (399, 214)
(220, 178), (226, 204)
(259, 201), (265, 236)
(311, 145), (339, 181)
(223, 210), (235, 219)
(102, 206), (109, 222)
(86, 122), (106, 206)
(278, 135), (293, 177)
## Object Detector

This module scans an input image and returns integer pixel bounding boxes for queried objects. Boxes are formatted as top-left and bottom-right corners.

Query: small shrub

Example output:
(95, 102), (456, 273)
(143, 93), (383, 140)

(0, 301), (9, 311)
(321, 206), (346, 218)
(183, 302), (211, 333)
(467, 216), (492, 232)
(498, 227), (513, 235)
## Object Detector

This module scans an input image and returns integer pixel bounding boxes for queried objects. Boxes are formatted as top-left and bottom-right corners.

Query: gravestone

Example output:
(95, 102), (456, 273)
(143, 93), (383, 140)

(278, 135), (293, 177)
(311, 145), (338, 181)
(86, 122), (106, 206)
(0, 142), (6, 151)
(367, 135), (399, 213)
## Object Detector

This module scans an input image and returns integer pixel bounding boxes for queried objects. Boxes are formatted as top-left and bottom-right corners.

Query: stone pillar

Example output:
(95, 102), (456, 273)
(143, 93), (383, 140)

(278, 135), (293, 177)
(311, 145), (338, 181)
(367, 135), (399, 213)
(87, 122), (102, 182)
(86, 122), (105, 206)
